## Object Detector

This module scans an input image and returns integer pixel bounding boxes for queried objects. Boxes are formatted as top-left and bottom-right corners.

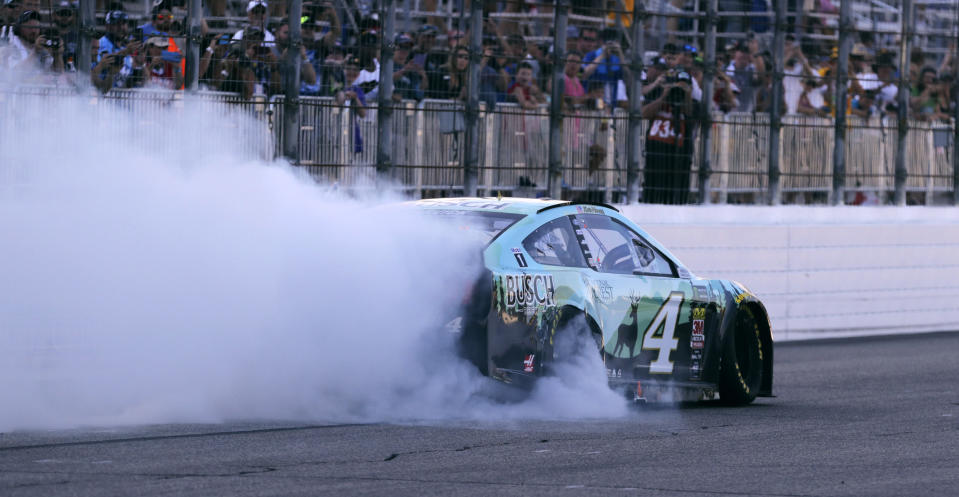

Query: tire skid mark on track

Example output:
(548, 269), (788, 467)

(0, 424), (373, 452)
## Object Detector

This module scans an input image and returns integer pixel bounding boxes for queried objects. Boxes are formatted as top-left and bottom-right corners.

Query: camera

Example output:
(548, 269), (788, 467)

(161, 50), (182, 63)
(666, 85), (687, 104)
(44, 37), (60, 49)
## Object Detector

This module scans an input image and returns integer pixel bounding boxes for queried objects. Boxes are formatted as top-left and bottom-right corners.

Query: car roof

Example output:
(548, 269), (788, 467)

(409, 197), (569, 215)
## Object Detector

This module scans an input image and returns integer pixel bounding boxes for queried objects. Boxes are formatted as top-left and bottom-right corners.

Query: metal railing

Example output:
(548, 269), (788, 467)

(2, 86), (956, 202)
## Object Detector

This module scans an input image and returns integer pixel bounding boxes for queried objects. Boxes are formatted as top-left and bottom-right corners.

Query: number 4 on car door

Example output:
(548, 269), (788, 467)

(641, 292), (683, 374)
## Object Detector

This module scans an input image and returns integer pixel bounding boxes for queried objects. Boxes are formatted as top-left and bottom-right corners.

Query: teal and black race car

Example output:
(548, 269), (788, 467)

(413, 197), (773, 405)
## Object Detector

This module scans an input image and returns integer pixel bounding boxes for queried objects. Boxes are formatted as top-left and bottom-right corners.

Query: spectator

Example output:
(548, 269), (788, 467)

(711, 62), (740, 113)
(508, 61), (546, 110)
(797, 77), (829, 117)
(1, 0), (21, 42)
(130, 36), (183, 89)
(725, 40), (764, 112)
(849, 89), (877, 119)
(238, 26), (280, 98)
(576, 26), (599, 56)
(849, 43), (878, 97)
(911, 67), (939, 118)
(413, 24), (448, 99)
(641, 69), (697, 205)
(480, 40), (512, 106)
(304, 1), (340, 50)
(354, 29), (380, 101)
(392, 32), (426, 101)
(661, 42), (703, 101)
(562, 51), (587, 109)
(582, 28), (628, 108)
(297, 9), (340, 95)
(3, 9), (64, 76)
(233, 0), (275, 45)
(432, 45), (468, 100)
(274, 20), (317, 89)
(91, 12), (140, 92)
(641, 56), (669, 101)
(138, 6), (174, 39)
(336, 54), (368, 153)
(198, 33), (235, 90)
(50, 1), (78, 71)
(137, 7), (185, 83)
(783, 34), (815, 114)
(874, 53), (898, 115)
(97, 10), (129, 57)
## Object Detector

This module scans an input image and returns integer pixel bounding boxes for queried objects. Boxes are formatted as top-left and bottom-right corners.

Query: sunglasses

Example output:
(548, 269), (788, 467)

(155, 14), (172, 20)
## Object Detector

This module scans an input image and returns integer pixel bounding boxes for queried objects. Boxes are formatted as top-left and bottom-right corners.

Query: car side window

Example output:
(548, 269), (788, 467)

(571, 215), (674, 276)
(522, 217), (588, 268)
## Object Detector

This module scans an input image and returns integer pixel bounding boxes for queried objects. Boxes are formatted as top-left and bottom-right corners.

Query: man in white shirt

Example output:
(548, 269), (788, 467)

(233, 0), (274, 44)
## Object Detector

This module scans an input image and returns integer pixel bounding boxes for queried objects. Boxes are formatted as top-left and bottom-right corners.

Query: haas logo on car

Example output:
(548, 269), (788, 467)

(523, 354), (535, 373)
(504, 274), (555, 308)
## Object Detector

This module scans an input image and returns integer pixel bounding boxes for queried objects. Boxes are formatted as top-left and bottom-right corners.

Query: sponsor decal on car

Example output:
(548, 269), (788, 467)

(524, 354), (535, 373)
(691, 319), (705, 349)
(575, 205), (606, 215)
(504, 274), (555, 308)
(418, 199), (509, 210)
(590, 279), (613, 304)
(607, 368), (623, 378)
(690, 348), (703, 379)
(734, 290), (753, 305)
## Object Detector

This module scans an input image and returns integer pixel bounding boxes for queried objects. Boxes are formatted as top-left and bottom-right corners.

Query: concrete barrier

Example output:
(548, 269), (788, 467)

(620, 205), (959, 341)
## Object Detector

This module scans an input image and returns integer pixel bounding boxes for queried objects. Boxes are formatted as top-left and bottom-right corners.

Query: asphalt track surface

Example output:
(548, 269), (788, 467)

(2, 332), (958, 497)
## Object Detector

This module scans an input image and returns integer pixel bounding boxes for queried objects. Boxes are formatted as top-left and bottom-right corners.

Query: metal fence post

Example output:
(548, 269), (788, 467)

(894, 0), (913, 206)
(831, 0), (852, 205)
(625, 1), (645, 205)
(698, 0), (717, 204)
(463, 0), (483, 197)
(766, 0), (785, 205)
(77, 0), (94, 84)
(953, 24), (959, 206)
(376, 0), (395, 186)
(184, 0), (202, 90)
(282, 0), (303, 162)
(547, 0), (569, 200)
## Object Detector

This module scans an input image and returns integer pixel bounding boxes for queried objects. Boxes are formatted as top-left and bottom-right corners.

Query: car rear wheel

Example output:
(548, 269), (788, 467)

(544, 308), (602, 374)
(719, 305), (764, 405)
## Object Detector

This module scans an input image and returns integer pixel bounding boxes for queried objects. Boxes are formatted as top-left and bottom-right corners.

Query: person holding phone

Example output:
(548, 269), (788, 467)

(130, 36), (183, 89)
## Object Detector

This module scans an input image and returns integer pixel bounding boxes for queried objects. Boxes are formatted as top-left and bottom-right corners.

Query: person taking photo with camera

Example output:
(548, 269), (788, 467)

(641, 69), (697, 205)
(129, 36), (182, 89)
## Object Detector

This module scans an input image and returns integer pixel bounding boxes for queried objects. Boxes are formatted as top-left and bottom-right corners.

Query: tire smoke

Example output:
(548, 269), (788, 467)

(0, 92), (627, 431)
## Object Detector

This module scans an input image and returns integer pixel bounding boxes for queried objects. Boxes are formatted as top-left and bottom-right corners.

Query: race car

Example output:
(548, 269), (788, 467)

(413, 197), (773, 404)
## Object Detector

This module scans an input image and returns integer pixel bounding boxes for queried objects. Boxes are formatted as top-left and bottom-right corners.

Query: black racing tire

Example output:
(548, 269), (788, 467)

(718, 304), (765, 405)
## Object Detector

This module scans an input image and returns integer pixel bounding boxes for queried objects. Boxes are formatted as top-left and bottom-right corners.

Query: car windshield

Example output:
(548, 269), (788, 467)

(422, 210), (525, 246)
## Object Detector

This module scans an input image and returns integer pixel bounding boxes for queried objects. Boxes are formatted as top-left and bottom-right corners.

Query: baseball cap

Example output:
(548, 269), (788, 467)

(146, 36), (169, 48)
(105, 10), (127, 24)
(417, 24), (438, 35)
(246, 0), (267, 12)
(18, 9), (41, 24)
(395, 32), (413, 46)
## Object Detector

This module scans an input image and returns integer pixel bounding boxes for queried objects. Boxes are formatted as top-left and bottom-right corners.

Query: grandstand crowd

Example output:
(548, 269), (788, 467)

(1, 0), (956, 119)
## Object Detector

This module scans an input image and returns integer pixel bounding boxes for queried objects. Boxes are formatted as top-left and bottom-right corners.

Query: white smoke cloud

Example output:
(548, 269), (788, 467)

(0, 88), (628, 431)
